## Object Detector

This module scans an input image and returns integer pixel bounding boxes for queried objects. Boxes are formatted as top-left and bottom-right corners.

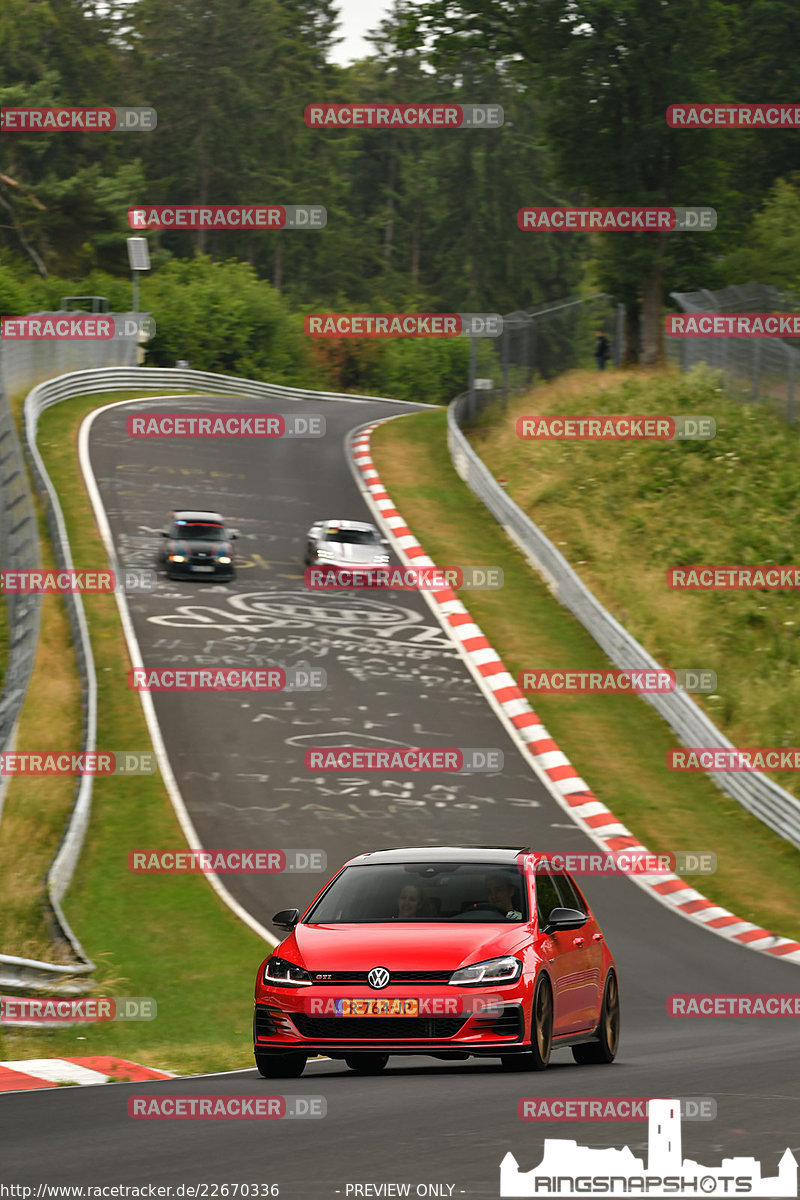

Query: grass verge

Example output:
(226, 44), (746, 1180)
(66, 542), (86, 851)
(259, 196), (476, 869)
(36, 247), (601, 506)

(369, 380), (800, 942)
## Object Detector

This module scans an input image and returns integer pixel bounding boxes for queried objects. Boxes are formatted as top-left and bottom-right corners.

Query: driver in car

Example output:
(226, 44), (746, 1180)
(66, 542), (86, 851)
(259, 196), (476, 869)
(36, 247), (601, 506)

(486, 872), (523, 920)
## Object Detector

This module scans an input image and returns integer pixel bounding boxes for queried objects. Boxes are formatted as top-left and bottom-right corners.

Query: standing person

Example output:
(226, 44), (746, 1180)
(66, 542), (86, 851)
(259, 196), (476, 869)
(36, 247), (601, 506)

(594, 329), (611, 370)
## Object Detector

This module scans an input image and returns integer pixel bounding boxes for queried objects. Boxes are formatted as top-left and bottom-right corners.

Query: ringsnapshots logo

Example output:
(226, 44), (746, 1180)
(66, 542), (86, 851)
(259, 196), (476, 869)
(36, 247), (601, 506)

(128, 667), (326, 691)
(518, 1097), (717, 1122)
(1, 315), (155, 341)
(305, 565), (503, 591)
(518, 669), (717, 694)
(667, 313), (800, 337)
(128, 1095), (326, 1120)
(668, 103), (800, 128)
(518, 851), (716, 877)
(517, 415), (715, 441)
(0, 751), (155, 776)
(128, 848), (326, 873)
(304, 748), (504, 773)
(0, 996), (156, 1024)
(518, 207), (717, 231)
(304, 103), (503, 129)
(0, 568), (158, 593)
(500, 1098), (797, 1197)
(128, 205), (325, 229)
(126, 412), (324, 438)
(304, 313), (502, 337)
(1, 106), (156, 131)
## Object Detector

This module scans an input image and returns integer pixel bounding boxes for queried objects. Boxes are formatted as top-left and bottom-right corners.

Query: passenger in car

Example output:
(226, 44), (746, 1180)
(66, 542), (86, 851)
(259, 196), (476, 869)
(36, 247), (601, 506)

(395, 883), (424, 919)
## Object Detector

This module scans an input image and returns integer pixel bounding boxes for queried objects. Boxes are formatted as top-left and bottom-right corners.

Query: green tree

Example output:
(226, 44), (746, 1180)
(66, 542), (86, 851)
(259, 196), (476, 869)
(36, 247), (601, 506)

(720, 178), (800, 292)
(408, 0), (736, 362)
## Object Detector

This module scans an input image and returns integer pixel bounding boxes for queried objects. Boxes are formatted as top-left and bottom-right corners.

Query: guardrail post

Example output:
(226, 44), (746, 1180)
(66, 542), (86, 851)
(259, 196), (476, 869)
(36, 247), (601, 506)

(787, 345), (796, 425)
(467, 336), (477, 423)
(752, 339), (762, 403)
(501, 320), (510, 410)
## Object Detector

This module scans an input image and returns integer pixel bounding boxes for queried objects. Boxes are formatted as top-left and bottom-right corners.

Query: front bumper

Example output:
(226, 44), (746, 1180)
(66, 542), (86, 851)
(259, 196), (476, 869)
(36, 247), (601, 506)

(308, 559), (389, 575)
(166, 560), (234, 580)
(253, 989), (527, 1057)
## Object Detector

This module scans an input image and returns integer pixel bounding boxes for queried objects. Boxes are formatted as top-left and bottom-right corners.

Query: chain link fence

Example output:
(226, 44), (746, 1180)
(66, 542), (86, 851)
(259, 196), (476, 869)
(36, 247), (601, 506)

(0, 323), (146, 768)
(463, 293), (624, 426)
(0, 377), (41, 772)
(0, 313), (144, 401)
(667, 282), (799, 423)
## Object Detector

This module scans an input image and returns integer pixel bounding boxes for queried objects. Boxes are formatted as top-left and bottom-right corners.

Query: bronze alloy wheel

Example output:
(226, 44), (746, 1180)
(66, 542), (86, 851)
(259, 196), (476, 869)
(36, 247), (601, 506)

(572, 971), (621, 1065)
(502, 975), (553, 1071)
(603, 971), (620, 1055)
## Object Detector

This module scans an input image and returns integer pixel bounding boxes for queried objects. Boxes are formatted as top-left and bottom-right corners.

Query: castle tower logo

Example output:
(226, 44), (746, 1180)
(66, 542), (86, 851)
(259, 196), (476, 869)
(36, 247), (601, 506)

(500, 1098), (797, 1197)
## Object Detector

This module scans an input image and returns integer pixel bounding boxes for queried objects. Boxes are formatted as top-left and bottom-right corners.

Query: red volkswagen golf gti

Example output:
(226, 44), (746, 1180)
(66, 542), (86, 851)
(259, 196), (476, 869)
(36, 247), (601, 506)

(253, 846), (620, 1077)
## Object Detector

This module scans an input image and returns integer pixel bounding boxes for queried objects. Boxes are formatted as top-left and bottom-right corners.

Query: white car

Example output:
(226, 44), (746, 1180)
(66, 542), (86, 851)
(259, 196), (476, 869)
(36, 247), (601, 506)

(304, 519), (390, 571)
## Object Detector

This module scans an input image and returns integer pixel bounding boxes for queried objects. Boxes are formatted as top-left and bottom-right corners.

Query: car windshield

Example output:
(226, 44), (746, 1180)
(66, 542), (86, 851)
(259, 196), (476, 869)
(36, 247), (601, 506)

(323, 529), (379, 545)
(171, 522), (225, 540)
(304, 863), (528, 923)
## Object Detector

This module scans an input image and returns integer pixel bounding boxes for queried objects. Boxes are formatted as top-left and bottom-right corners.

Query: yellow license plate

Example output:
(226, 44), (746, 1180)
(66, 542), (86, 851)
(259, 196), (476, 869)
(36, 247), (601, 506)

(335, 998), (419, 1016)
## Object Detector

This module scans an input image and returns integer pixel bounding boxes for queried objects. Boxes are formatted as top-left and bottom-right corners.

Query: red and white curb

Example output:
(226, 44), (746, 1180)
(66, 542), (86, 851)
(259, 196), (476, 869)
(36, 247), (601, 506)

(349, 420), (800, 967)
(0, 1056), (173, 1092)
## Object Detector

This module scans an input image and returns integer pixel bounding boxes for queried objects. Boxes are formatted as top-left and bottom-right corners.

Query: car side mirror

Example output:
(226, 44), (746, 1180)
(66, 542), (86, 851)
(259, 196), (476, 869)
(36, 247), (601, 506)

(381, 538), (389, 546)
(272, 908), (300, 931)
(160, 530), (169, 538)
(542, 906), (587, 934)
(228, 530), (239, 540)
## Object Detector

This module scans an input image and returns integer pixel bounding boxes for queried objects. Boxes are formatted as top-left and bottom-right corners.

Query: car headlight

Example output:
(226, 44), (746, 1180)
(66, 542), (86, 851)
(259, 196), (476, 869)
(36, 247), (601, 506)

(374, 555), (390, 564)
(263, 957), (313, 987)
(448, 956), (523, 986)
(315, 548), (336, 560)
(168, 554), (186, 563)
(216, 555), (231, 564)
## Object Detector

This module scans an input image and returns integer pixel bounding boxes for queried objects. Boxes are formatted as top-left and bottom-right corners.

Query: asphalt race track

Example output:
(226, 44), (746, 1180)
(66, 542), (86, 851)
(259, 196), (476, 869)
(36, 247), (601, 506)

(1, 393), (798, 1197)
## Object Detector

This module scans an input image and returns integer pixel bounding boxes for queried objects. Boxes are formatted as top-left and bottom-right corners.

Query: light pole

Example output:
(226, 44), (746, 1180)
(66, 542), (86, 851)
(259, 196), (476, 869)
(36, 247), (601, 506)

(127, 236), (150, 312)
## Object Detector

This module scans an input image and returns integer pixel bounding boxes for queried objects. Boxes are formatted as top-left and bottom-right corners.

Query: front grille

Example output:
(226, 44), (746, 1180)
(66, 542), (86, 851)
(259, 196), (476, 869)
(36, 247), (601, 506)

(308, 970), (454, 986)
(471, 1005), (523, 1038)
(291, 1014), (466, 1040)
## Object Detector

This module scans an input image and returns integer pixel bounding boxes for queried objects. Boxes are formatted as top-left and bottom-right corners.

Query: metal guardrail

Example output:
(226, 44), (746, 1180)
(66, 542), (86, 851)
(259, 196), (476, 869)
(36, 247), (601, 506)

(448, 392), (800, 852)
(1, 363), (424, 991)
(668, 282), (799, 424)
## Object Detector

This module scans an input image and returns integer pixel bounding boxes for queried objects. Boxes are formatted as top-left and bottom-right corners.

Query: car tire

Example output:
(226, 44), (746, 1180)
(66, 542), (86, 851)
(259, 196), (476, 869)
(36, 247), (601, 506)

(501, 975), (553, 1071)
(571, 971), (620, 1065)
(254, 1052), (308, 1078)
(344, 1054), (389, 1074)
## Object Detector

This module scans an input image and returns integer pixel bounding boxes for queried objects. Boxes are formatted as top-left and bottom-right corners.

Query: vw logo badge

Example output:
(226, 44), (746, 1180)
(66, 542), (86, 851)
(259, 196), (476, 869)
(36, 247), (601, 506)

(367, 966), (390, 989)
